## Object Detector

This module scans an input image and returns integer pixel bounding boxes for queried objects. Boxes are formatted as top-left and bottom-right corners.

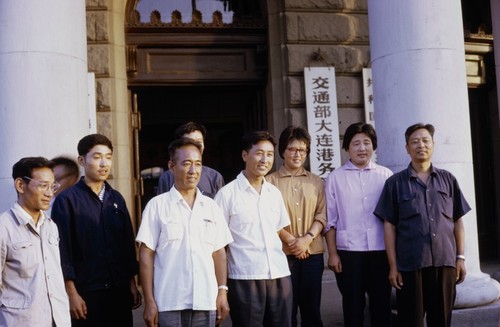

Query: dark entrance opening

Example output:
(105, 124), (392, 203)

(134, 85), (267, 210)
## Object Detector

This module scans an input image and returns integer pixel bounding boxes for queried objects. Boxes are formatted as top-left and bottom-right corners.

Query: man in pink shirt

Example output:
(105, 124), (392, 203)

(324, 123), (393, 327)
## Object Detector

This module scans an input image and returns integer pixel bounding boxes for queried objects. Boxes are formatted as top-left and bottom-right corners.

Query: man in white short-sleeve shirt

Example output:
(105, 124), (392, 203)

(214, 131), (295, 327)
(137, 138), (233, 327)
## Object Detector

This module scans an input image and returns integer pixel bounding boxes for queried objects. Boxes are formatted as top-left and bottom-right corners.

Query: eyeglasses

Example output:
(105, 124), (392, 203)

(23, 176), (61, 194)
(286, 147), (308, 156)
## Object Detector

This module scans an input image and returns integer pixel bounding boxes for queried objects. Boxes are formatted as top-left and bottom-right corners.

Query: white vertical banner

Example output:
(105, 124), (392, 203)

(362, 68), (377, 161)
(362, 68), (375, 127)
(304, 67), (341, 179)
(87, 72), (97, 134)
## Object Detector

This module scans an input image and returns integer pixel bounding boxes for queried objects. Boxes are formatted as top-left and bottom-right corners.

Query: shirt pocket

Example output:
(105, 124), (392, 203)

(437, 190), (454, 219)
(48, 234), (59, 246)
(158, 221), (181, 246)
(11, 241), (37, 278)
(398, 193), (419, 220)
(397, 193), (423, 236)
(203, 219), (216, 246)
(0, 296), (33, 309)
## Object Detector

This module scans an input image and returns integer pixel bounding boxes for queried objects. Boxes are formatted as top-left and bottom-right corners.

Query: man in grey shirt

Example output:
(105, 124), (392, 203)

(0, 157), (70, 326)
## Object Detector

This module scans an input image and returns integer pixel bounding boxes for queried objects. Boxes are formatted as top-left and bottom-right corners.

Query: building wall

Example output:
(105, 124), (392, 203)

(276, 0), (370, 164)
(84, 0), (372, 218)
(86, 0), (136, 225)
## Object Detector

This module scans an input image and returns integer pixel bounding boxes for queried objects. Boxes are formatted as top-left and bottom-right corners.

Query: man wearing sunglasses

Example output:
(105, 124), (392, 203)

(0, 157), (70, 326)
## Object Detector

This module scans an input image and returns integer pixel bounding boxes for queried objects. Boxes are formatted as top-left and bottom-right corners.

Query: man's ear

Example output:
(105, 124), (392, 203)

(77, 155), (85, 167)
(242, 150), (248, 162)
(168, 160), (175, 172)
(14, 177), (25, 195)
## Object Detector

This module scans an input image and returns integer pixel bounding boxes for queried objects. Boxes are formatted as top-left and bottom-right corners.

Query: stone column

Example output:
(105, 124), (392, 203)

(367, 0), (500, 307)
(493, 0), (500, 113)
(0, 0), (89, 211)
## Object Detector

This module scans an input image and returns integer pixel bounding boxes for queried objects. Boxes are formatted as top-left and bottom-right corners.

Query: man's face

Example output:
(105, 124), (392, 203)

(406, 128), (434, 163)
(283, 139), (308, 171)
(183, 130), (205, 154)
(169, 145), (202, 192)
(347, 132), (374, 168)
(54, 164), (79, 194)
(17, 167), (56, 212)
(79, 145), (113, 183)
(242, 140), (275, 179)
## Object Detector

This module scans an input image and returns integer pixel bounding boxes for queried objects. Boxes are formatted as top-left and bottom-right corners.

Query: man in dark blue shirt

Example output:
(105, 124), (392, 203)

(52, 134), (141, 326)
(156, 122), (224, 198)
(374, 123), (470, 327)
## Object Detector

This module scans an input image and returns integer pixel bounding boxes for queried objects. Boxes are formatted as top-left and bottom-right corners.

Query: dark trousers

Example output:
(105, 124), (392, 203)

(397, 266), (456, 327)
(287, 254), (324, 327)
(335, 250), (392, 327)
(227, 277), (292, 327)
(72, 286), (133, 327)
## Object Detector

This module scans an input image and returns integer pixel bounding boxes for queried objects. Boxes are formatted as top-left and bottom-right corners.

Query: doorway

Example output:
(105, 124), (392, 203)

(134, 85), (267, 210)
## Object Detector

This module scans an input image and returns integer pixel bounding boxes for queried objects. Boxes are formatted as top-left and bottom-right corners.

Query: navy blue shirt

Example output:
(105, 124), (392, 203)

(374, 164), (471, 272)
(52, 179), (138, 292)
(156, 165), (224, 198)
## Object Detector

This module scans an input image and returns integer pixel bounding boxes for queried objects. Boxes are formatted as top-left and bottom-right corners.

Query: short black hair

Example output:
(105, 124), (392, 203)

(51, 156), (80, 179)
(405, 123), (435, 144)
(241, 131), (276, 152)
(12, 157), (54, 180)
(174, 122), (207, 140)
(168, 137), (203, 162)
(77, 134), (113, 156)
(342, 123), (378, 151)
(278, 126), (311, 159)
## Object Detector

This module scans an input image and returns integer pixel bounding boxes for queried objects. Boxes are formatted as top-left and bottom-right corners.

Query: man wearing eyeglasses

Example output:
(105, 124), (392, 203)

(0, 157), (70, 326)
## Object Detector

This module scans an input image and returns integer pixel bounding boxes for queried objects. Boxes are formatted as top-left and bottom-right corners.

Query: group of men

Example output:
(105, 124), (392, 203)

(0, 121), (469, 327)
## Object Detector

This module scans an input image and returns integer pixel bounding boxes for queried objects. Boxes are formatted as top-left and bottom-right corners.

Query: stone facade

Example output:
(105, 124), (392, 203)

(280, 0), (369, 163)
(86, 0), (136, 225)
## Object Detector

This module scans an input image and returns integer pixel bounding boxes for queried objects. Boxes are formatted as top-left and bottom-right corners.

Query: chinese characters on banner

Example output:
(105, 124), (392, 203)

(362, 68), (375, 127)
(304, 67), (341, 179)
(362, 68), (377, 161)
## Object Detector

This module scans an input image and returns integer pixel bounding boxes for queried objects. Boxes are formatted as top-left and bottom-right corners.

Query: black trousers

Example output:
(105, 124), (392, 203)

(396, 266), (456, 327)
(335, 250), (392, 327)
(72, 286), (133, 327)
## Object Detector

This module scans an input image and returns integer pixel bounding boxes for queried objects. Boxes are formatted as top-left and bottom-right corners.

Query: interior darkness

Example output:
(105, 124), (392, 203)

(134, 85), (266, 208)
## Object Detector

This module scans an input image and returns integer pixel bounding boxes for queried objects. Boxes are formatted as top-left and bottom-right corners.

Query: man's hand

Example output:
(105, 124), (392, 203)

(130, 278), (143, 309)
(143, 300), (159, 327)
(215, 289), (230, 325)
(455, 259), (466, 284)
(68, 291), (87, 320)
(388, 266), (403, 290)
(327, 252), (342, 273)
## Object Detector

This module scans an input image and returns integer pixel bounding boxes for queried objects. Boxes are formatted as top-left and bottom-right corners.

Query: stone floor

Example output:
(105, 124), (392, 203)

(132, 261), (500, 326)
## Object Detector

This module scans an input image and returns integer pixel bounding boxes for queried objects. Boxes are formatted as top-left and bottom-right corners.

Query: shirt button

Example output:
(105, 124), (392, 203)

(432, 233), (436, 237)
(298, 218), (301, 221)
(296, 202), (299, 206)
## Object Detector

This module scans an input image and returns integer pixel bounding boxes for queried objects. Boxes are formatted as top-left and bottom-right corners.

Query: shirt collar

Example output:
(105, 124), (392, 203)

(407, 163), (437, 179)
(344, 160), (376, 171)
(236, 171), (268, 192)
(277, 165), (308, 177)
(170, 185), (205, 206)
(12, 201), (47, 227)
